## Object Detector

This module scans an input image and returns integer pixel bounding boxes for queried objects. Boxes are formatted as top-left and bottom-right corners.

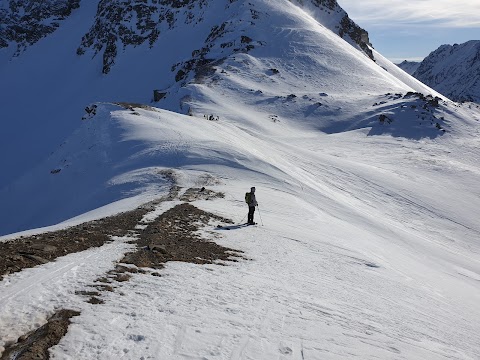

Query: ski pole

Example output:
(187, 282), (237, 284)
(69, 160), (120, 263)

(238, 213), (247, 225)
(257, 205), (264, 226)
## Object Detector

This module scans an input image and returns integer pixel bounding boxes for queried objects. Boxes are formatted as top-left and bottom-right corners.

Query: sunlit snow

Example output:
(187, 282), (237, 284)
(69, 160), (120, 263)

(1, 0), (480, 359)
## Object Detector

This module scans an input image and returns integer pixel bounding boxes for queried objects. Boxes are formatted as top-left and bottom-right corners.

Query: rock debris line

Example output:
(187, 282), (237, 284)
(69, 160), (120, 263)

(0, 207), (149, 279)
(1, 186), (243, 360)
(0, 310), (80, 360)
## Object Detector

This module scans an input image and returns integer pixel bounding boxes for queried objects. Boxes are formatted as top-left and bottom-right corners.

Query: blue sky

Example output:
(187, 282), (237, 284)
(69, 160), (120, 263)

(337, 0), (480, 63)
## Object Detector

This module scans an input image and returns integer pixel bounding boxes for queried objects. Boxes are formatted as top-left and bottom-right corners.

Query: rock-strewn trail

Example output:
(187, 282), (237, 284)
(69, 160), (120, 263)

(0, 207), (149, 279)
(1, 185), (242, 359)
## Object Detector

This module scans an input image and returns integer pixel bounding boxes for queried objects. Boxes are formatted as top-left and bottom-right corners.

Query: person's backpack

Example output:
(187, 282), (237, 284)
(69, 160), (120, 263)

(245, 192), (251, 204)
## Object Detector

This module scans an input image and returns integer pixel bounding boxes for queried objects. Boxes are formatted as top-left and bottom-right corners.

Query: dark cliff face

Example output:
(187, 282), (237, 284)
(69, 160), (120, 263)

(338, 14), (372, 59)
(0, 0), (80, 55)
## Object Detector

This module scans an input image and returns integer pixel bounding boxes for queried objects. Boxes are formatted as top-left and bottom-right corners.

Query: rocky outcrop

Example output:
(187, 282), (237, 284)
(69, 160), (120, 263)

(76, 0), (265, 77)
(338, 14), (373, 59)
(76, 0), (212, 74)
(0, 0), (80, 55)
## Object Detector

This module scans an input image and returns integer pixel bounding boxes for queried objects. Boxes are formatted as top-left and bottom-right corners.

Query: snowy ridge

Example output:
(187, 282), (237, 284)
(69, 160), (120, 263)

(0, 0), (456, 234)
(1, 101), (480, 358)
(0, 0), (371, 188)
(1, 0), (480, 358)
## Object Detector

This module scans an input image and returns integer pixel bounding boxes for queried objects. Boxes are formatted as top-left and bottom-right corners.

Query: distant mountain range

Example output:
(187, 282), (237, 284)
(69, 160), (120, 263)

(396, 60), (420, 75)
(397, 40), (480, 103)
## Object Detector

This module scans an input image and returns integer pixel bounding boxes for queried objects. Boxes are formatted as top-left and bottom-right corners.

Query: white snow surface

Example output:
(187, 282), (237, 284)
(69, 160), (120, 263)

(1, 100), (479, 358)
(1, 0), (480, 358)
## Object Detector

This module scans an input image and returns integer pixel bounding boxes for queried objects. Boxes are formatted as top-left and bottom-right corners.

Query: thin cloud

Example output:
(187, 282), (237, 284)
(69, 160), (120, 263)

(338, 0), (480, 28)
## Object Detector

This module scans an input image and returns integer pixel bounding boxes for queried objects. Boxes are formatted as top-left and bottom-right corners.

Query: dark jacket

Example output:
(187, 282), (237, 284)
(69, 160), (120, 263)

(248, 192), (258, 207)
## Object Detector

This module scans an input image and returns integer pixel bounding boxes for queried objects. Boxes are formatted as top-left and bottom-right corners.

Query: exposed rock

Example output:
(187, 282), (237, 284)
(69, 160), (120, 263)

(0, 206), (150, 278)
(1, 0), (375, 82)
(120, 203), (241, 270)
(379, 114), (393, 124)
(113, 273), (131, 282)
(19, 253), (50, 264)
(338, 14), (373, 60)
(0, 0), (80, 56)
(292, 0), (373, 60)
(77, 0), (211, 74)
(0, 309), (80, 360)
(180, 187), (225, 202)
(153, 90), (167, 102)
(148, 244), (168, 254)
(87, 297), (104, 305)
(30, 244), (58, 253)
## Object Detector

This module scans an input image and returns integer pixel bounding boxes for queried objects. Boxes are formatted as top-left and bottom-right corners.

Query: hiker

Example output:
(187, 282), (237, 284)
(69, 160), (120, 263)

(245, 187), (258, 225)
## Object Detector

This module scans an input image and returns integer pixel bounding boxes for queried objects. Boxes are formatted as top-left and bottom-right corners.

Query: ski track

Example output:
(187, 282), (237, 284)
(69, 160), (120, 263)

(27, 206), (477, 359)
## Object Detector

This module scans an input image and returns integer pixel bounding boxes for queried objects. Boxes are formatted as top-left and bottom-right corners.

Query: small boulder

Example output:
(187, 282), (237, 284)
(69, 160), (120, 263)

(31, 244), (58, 253)
(148, 244), (168, 254)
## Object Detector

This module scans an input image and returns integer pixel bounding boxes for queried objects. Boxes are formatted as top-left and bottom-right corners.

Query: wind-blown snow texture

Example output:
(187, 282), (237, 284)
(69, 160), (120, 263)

(412, 40), (480, 103)
(1, 0), (480, 359)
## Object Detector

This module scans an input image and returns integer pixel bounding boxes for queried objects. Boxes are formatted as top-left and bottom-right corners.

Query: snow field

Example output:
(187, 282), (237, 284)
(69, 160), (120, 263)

(43, 180), (480, 359)
(0, 236), (136, 354)
(0, 99), (479, 357)
(0, 0), (479, 358)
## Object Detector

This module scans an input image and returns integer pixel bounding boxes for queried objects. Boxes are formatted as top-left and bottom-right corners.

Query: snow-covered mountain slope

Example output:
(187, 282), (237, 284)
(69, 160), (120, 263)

(2, 101), (480, 359)
(412, 40), (480, 103)
(0, 0), (420, 190)
(0, 0), (454, 234)
(1, 0), (480, 358)
(396, 60), (421, 75)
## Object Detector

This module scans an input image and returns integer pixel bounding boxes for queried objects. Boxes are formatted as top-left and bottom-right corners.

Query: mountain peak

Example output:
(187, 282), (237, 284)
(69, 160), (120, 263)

(1, 0), (373, 73)
(413, 40), (480, 102)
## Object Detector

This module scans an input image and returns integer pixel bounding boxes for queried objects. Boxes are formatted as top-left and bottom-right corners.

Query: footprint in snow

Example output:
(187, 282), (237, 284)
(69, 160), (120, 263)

(279, 346), (293, 355)
(128, 334), (146, 342)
